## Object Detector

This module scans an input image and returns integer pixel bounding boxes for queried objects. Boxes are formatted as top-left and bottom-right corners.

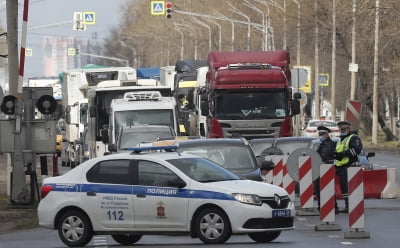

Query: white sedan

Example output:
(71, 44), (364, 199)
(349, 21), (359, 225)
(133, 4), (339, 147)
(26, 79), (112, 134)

(303, 119), (340, 138)
(38, 146), (295, 247)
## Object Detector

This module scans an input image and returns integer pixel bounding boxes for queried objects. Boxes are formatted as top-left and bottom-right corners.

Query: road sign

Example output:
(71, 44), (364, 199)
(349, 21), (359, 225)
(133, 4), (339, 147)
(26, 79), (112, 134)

(67, 48), (76, 56)
(345, 100), (362, 131)
(83, 12), (96, 25)
(151, 1), (165, 15)
(348, 63), (359, 72)
(319, 73), (329, 86)
(291, 68), (308, 88)
(25, 48), (32, 56)
(293, 65), (312, 94)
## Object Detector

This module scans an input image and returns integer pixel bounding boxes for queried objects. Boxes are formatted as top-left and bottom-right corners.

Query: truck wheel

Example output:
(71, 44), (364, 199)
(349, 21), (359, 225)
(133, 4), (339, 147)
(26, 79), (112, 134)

(194, 207), (231, 244)
(58, 210), (93, 247)
(111, 234), (142, 245)
(248, 231), (281, 243)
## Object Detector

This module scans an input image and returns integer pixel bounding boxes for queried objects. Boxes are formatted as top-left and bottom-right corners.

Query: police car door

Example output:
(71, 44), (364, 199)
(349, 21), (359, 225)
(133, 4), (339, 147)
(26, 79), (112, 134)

(83, 159), (134, 229)
(133, 160), (189, 230)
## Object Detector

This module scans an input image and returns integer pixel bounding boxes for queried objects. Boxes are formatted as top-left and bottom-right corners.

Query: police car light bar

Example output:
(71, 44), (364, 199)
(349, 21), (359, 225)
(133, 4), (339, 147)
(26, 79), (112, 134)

(123, 91), (162, 101)
(127, 145), (179, 154)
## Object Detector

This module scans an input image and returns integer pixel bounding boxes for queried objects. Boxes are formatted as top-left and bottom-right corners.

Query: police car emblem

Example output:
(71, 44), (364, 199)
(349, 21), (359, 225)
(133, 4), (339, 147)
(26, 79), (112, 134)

(274, 194), (281, 207)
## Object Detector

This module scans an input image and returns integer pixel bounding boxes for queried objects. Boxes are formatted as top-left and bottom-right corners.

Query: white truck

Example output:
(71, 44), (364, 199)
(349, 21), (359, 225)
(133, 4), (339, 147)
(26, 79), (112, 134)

(86, 80), (179, 159)
(60, 66), (137, 166)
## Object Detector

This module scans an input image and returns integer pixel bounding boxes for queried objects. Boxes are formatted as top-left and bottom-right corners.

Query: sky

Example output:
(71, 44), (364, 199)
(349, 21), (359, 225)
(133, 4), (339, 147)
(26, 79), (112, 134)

(0, 0), (129, 79)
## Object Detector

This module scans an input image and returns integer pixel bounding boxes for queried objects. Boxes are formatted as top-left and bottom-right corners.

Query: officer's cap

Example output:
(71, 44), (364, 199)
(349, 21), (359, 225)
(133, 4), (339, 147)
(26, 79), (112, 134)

(337, 121), (351, 129)
(317, 126), (331, 134)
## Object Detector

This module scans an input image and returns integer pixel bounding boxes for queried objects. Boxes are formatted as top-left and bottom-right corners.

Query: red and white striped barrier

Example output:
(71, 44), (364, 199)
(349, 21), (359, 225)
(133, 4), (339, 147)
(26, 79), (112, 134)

(381, 168), (400, 199)
(282, 156), (295, 201)
(345, 167), (370, 238)
(319, 164), (336, 222)
(315, 164), (341, 231)
(299, 156), (313, 208)
(272, 155), (284, 188)
(263, 155), (274, 184)
(18, 0), (30, 94)
(335, 168), (400, 199)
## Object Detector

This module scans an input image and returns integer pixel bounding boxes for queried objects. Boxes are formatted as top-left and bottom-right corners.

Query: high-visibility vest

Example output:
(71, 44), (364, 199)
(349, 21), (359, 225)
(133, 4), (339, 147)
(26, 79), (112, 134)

(335, 134), (355, 166)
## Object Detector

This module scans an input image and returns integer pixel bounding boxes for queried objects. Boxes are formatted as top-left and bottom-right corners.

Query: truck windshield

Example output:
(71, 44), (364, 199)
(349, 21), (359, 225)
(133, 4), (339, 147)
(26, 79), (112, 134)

(215, 90), (288, 120)
(115, 110), (174, 134)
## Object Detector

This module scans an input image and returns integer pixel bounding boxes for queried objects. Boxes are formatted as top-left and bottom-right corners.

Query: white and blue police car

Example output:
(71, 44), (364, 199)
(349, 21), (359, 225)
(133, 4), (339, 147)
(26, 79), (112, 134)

(38, 146), (295, 247)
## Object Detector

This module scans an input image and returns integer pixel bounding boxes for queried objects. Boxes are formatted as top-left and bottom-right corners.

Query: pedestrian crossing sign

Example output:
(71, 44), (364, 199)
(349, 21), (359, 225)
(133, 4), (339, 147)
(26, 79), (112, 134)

(151, 1), (165, 15)
(83, 12), (96, 25)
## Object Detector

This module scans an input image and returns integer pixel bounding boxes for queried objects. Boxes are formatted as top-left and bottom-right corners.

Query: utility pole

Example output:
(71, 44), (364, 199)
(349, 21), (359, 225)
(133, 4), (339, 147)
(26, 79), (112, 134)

(372, 0), (380, 144)
(314, 0), (320, 119)
(7, 0), (30, 204)
(350, 0), (357, 100)
(331, 0), (337, 120)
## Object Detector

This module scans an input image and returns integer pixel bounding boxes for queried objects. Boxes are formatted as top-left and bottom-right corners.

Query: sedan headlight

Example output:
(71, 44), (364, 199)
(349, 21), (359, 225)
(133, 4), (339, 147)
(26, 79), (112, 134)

(232, 193), (262, 206)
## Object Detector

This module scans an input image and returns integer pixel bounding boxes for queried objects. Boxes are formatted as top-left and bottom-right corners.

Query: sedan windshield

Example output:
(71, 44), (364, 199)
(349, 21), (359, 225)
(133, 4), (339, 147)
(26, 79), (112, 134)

(168, 157), (240, 183)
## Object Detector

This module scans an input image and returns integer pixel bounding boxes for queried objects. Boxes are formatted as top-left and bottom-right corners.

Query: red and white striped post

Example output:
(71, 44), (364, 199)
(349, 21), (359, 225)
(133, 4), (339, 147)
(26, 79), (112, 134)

(18, 0), (30, 93)
(315, 164), (341, 231)
(263, 155), (274, 184)
(282, 155), (295, 201)
(298, 156), (313, 208)
(345, 167), (370, 238)
(272, 155), (284, 188)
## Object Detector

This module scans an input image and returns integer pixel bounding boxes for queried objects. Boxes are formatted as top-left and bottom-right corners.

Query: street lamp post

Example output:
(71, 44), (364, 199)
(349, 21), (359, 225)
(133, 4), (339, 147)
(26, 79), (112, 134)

(175, 22), (197, 59)
(191, 17), (212, 52)
(214, 10), (235, 52)
(207, 19), (222, 51)
(227, 2), (251, 51)
(173, 24), (184, 60)
(243, 0), (267, 50)
(120, 40), (137, 68)
(289, 0), (301, 65)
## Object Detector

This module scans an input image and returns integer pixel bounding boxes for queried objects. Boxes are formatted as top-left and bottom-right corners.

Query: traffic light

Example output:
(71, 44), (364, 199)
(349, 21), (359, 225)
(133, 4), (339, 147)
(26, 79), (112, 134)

(165, 2), (172, 18)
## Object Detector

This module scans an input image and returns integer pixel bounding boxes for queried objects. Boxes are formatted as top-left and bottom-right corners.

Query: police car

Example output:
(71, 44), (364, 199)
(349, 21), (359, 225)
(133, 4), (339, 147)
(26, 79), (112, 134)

(38, 146), (295, 247)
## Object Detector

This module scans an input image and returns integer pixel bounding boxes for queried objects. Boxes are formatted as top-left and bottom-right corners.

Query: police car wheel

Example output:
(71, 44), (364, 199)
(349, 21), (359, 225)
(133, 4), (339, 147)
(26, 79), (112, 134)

(248, 231), (281, 243)
(57, 210), (93, 247)
(195, 207), (231, 244)
(111, 234), (142, 245)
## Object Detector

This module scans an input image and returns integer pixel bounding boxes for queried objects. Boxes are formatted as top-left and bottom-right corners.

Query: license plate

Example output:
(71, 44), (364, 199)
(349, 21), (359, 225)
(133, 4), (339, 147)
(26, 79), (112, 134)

(272, 209), (291, 217)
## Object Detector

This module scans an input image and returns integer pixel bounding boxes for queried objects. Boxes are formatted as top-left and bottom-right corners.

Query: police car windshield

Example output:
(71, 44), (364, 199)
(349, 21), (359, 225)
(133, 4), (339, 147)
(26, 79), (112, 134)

(167, 157), (240, 183)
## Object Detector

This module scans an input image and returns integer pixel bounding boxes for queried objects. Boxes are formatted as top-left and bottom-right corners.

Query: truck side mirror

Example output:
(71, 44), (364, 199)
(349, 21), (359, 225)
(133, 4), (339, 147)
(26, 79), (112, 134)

(101, 129), (109, 144)
(89, 105), (96, 117)
(200, 101), (209, 116)
(290, 99), (300, 116)
(108, 144), (117, 152)
(65, 112), (71, 125)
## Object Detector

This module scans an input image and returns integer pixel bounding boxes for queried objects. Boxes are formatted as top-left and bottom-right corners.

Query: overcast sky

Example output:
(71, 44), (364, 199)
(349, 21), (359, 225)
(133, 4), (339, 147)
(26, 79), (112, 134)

(0, 0), (129, 79)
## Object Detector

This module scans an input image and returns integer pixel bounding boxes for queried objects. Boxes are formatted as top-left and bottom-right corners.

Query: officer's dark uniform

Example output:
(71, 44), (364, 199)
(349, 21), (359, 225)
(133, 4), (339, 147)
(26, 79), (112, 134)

(334, 121), (363, 213)
(315, 126), (336, 211)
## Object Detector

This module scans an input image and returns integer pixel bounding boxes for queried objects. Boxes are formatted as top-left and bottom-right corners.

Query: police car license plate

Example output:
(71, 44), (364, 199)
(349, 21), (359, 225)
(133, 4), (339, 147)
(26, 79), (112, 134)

(272, 209), (291, 217)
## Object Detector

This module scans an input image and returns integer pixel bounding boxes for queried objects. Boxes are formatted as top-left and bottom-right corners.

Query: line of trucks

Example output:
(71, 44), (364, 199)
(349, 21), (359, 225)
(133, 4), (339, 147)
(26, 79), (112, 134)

(59, 50), (300, 166)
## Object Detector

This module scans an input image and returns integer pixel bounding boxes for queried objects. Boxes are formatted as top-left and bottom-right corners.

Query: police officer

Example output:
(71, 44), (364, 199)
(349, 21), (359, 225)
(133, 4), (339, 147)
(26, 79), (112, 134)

(334, 121), (363, 213)
(315, 126), (337, 212)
